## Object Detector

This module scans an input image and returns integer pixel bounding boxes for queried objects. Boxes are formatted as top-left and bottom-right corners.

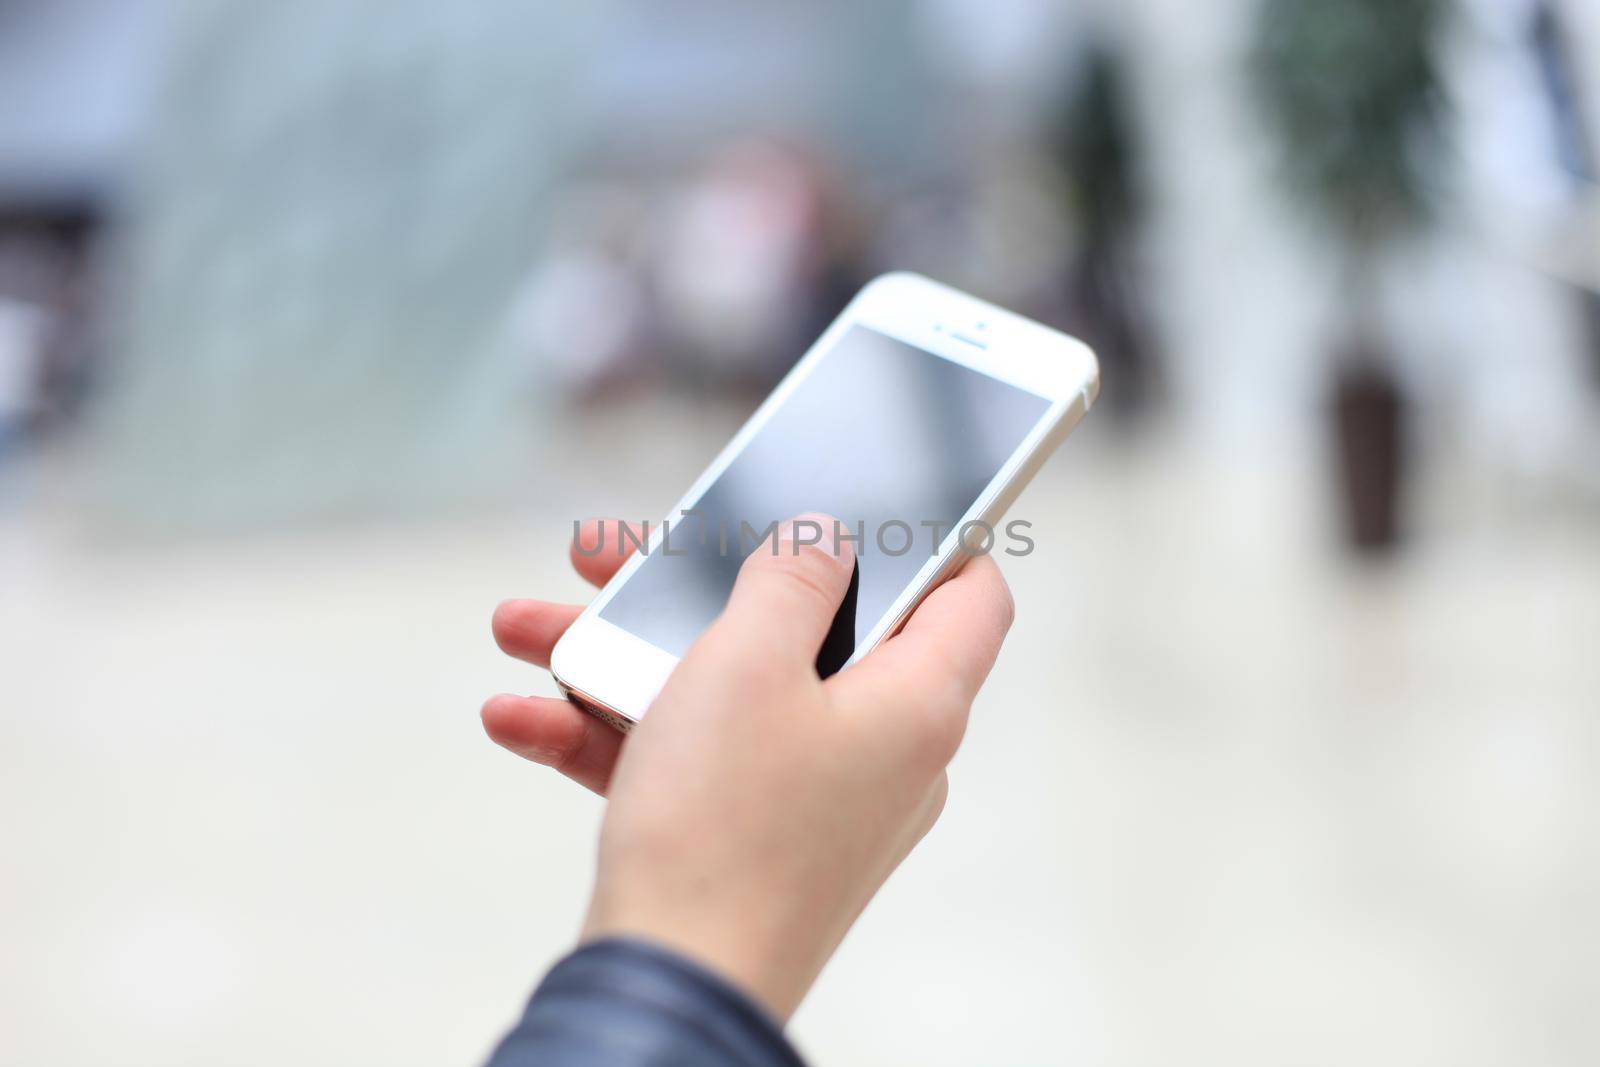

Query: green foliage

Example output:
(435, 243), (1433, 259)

(1248, 0), (1449, 249)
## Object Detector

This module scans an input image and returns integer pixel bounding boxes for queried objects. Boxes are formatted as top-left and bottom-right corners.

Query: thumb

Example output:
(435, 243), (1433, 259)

(704, 513), (856, 672)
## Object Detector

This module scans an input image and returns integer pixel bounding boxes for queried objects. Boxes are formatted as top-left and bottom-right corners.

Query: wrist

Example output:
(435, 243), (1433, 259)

(582, 901), (822, 1022)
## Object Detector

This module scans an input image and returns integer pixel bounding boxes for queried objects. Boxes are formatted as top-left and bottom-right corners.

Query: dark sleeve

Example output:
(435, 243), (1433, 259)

(484, 937), (807, 1067)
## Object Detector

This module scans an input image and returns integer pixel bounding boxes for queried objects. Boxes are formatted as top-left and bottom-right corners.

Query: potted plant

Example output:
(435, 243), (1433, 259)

(1249, 0), (1450, 550)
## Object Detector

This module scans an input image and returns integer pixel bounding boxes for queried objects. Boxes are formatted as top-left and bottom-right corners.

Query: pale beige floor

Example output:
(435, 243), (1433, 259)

(2, 404), (1597, 1067)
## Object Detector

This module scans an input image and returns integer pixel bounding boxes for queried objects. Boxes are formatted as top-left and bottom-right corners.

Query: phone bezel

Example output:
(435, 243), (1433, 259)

(550, 271), (1099, 724)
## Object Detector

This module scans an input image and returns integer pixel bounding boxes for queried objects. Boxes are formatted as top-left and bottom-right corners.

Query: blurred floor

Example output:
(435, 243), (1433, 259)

(2, 398), (1597, 1067)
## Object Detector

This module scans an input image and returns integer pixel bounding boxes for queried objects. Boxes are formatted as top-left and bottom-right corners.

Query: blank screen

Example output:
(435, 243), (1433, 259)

(600, 325), (1049, 661)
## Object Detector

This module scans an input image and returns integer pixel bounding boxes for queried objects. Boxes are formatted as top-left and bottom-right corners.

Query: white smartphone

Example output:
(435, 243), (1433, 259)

(551, 272), (1099, 729)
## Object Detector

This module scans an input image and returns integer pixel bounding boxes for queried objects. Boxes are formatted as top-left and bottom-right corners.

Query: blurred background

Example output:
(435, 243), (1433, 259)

(2, 0), (1598, 1064)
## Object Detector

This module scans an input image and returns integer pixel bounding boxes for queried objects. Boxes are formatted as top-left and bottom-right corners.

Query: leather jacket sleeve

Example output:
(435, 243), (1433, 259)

(484, 938), (807, 1067)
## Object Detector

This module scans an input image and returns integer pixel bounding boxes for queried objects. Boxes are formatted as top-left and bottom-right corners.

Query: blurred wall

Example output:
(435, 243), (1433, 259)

(0, 0), (162, 201)
(83, 2), (604, 529)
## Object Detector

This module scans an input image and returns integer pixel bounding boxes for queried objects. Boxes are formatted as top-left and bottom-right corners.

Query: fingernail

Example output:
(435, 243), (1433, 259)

(784, 512), (853, 562)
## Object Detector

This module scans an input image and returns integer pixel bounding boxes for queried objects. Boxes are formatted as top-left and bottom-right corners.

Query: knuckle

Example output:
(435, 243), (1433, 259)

(750, 541), (847, 609)
(549, 734), (584, 777)
(995, 576), (1017, 631)
(918, 775), (950, 837)
(906, 691), (969, 771)
(783, 546), (847, 603)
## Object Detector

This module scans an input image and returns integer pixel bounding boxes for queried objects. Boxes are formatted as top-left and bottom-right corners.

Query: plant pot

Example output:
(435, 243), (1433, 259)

(1333, 365), (1405, 551)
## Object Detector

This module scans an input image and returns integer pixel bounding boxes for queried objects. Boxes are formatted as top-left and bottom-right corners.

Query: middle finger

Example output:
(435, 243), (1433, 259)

(492, 599), (583, 668)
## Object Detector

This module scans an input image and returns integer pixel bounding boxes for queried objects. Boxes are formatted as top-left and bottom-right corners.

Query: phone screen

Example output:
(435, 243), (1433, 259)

(599, 325), (1050, 664)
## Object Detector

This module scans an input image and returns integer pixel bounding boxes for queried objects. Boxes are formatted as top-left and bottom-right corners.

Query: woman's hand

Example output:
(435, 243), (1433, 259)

(483, 516), (1014, 1020)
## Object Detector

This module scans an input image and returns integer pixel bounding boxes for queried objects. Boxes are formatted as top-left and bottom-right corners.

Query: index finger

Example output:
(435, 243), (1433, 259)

(570, 518), (647, 588)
